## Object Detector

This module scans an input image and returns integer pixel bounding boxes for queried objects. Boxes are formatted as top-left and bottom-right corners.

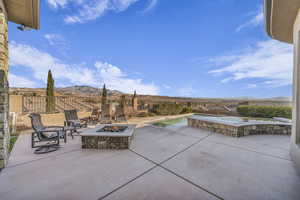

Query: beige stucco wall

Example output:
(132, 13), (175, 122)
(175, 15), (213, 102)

(9, 95), (23, 113)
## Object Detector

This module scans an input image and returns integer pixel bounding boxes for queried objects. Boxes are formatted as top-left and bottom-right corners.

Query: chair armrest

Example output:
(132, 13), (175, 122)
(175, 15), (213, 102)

(79, 118), (88, 122)
(39, 129), (60, 134)
(46, 126), (64, 129)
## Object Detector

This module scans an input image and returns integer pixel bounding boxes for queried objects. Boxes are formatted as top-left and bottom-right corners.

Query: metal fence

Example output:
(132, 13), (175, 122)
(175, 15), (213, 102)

(22, 96), (101, 114)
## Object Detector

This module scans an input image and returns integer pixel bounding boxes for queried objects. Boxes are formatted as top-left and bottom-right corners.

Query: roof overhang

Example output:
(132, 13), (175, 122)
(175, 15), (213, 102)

(4, 0), (40, 30)
(265, 0), (300, 44)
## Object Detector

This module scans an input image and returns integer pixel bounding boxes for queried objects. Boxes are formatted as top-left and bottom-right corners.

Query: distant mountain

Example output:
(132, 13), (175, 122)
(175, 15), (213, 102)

(10, 86), (123, 96)
(268, 96), (292, 101)
(56, 85), (123, 96)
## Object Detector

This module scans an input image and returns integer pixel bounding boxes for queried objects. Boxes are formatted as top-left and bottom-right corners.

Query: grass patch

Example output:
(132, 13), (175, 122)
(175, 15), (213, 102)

(9, 136), (18, 153)
(237, 105), (292, 119)
(153, 117), (185, 127)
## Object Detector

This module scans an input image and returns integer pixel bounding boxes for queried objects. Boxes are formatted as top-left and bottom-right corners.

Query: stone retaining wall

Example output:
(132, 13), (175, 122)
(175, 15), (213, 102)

(82, 135), (133, 149)
(0, 11), (8, 170)
(188, 118), (291, 137)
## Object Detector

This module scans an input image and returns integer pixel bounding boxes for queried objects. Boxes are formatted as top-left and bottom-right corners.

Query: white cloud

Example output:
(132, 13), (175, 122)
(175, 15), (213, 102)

(236, 6), (264, 32)
(44, 34), (66, 46)
(209, 40), (293, 87)
(47, 0), (69, 8)
(95, 61), (159, 94)
(50, 0), (140, 24)
(9, 74), (37, 88)
(163, 84), (171, 89)
(176, 87), (197, 97)
(9, 41), (159, 95)
(141, 0), (158, 13)
(247, 84), (258, 89)
(9, 41), (95, 86)
(47, 0), (83, 8)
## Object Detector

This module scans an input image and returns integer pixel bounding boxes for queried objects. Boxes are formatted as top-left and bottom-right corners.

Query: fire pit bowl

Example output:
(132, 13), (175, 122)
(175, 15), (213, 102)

(81, 124), (136, 149)
(97, 126), (128, 133)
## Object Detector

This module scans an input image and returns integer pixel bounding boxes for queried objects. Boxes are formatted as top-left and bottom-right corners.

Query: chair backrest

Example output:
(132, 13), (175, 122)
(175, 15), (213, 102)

(64, 109), (79, 121)
(115, 105), (127, 122)
(91, 109), (99, 116)
(29, 113), (45, 132)
(115, 115), (127, 122)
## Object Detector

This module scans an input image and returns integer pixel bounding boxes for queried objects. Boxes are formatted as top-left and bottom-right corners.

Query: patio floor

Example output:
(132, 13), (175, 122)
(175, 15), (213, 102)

(0, 125), (300, 200)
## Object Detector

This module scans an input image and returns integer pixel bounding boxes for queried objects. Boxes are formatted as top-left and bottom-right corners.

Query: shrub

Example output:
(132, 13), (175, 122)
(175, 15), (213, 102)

(147, 112), (156, 117)
(237, 105), (292, 119)
(180, 107), (193, 114)
(9, 136), (18, 153)
(136, 112), (148, 117)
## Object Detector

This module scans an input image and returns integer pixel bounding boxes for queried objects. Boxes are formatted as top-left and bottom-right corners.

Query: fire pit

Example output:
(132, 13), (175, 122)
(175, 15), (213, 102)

(97, 126), (127, 133)
(81, 124), (135, 149)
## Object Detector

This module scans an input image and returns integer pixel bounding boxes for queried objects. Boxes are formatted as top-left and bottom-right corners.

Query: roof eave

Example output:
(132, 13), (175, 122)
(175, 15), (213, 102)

(5, 0), (40, 30)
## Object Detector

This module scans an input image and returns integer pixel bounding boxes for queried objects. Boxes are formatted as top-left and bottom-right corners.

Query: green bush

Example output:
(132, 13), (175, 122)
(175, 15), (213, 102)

(147, 112), (157, 117)
(180, 107), (193, 114)
(237, 105), (292, 119)
(136, 112), (148, 117)
(9, 136), (18, 153)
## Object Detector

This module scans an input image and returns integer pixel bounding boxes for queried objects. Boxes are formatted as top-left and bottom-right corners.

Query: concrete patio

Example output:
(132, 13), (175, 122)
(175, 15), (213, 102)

(0, 125), (300, 200)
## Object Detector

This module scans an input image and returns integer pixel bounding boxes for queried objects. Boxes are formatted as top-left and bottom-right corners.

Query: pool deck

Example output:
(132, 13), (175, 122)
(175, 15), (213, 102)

(0, 125), (300, 200)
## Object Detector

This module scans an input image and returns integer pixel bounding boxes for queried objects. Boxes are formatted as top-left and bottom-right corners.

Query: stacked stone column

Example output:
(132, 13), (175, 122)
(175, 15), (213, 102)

(0, 10), (9, 170)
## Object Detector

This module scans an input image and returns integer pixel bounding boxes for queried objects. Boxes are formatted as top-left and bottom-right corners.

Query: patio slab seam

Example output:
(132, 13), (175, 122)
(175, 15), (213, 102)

(97, 165), (158, 200)
(98, 132), (225, 200)
(206, 139), (292, 162)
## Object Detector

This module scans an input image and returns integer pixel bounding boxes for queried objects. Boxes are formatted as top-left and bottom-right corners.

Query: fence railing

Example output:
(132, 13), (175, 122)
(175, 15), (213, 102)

(22, 96), (101, 114)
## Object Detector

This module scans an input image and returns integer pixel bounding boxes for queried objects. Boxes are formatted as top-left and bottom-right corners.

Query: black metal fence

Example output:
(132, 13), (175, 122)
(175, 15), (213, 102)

(22, 96), (101, 114)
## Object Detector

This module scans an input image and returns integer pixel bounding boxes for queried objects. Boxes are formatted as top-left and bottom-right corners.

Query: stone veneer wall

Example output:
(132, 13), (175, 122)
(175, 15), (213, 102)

(188, 118), (291, 137)
(82, 135), (133, 149)
(0, 11), (8, 169)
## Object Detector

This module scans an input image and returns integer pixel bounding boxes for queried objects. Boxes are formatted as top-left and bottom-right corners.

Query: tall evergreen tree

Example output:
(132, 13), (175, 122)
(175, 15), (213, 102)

(132, 90), (137, 106)
(101, 84), (107, 107)
(46, 70), (55, 113)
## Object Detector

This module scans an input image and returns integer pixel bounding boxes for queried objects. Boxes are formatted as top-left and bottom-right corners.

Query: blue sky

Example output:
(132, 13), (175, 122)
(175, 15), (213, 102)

(8, 0), (293, 98)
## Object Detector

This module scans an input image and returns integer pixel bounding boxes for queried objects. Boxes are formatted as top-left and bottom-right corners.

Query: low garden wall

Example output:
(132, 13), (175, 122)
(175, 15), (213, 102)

(188, 118), (291, 137)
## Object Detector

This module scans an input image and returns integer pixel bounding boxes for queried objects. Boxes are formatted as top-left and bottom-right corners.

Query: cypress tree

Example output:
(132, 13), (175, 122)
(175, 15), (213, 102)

(46, 70), (55, 113)
(132, 90), (138, 111)
(101, 84), (107, 107)
(132, 90), (136, 105)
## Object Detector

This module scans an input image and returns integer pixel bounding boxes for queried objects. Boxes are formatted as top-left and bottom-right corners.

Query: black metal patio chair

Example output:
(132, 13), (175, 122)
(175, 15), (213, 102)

(89, 108), (101, 124)
(99, 113), (112, 124)
(64, 109), (88, 138)
(80, 108), (100, 124)
(29, 113), (67, 153)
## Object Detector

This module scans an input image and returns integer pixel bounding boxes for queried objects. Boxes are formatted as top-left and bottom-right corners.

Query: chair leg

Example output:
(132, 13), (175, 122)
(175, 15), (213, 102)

(64, 131), (67, 143)
(31, 133), (35, 148)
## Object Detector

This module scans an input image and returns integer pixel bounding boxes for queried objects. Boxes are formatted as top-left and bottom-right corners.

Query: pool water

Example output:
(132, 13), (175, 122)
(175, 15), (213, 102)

(152, 117), (188, 128)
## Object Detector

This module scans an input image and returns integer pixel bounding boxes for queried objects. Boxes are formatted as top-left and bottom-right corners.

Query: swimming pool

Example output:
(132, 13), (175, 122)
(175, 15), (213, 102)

(187, 115), (291, 137)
